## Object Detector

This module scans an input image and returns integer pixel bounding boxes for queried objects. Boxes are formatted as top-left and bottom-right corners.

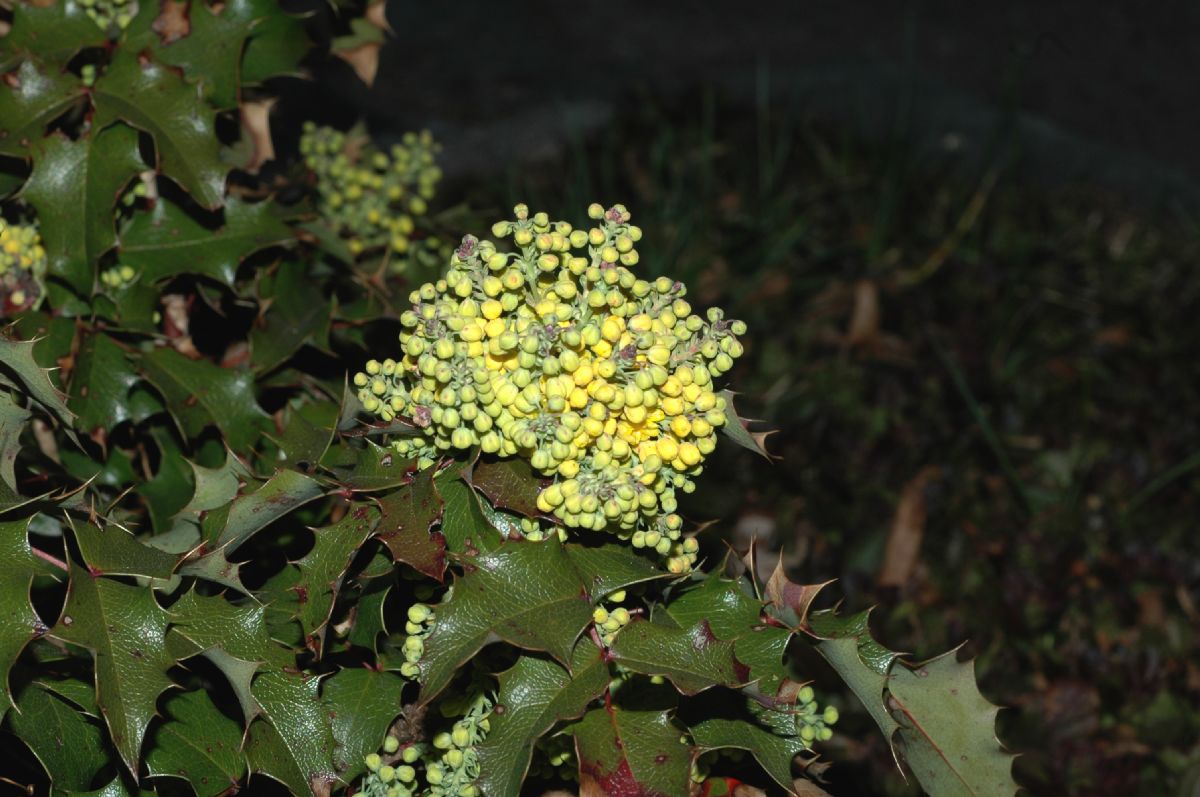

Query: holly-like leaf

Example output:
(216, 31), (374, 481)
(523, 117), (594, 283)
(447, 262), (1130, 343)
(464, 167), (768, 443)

(475, 644), (610, 797)
(119, 196), (293, 285)
(417, 540), (660, 703)
(139, 426), (196, 531)
(293, 504), (380, 654)
(321, 440), (412, 492)
(0, 333), (75, 428)
(718, 390), (773, 459)
(167, 589), (294, 667)
(140, 346), (270, 452)
(0, 60), (84, 157)
(686, 690), (811, 794)
(56, 776), (155, 797)
(246, 670), (338, 797)
(322, 668), (406, 781)
(375, 467), (445, 580)
(145, 689), (246, 797)
(68, 331), (139, 434)
(155, 0), (273, 111)
(250, 258), (332, 372)
(438, 465), (503, 554)
(204, 467), (323, 551)
(2, 3), (107, 70)
(71, 518), (181, 581)
(609, 618), (747, 695)
(23, 125), (145, 292)
(808, 609), (1018, 797)
(48, 563), (176, 775)
(0, 517), (54, 714)
(468, 457), (544, 518)
(92, 51), (225, 208)
(240, 7), (311, 84)
(9, 681), (111, 791)
(0, 390), (30, 490)
(572, 702), (695, 797)
(273, 400), (337, 470)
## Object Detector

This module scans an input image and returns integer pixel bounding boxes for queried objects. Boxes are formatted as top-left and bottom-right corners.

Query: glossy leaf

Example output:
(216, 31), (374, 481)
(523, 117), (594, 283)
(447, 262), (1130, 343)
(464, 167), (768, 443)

(156, 0), (271, 111)
(24, 125), (144, 291)
(718, 389), (773, 459)
(145, 689), (246, 797)
(375, 467), (445, 580)
(48, 563), (177, 775)
(321, 440), (412, 492)
(322, 668), (406, 781)
(206, 467), (323, 551)
(0, 390), (30, 490)
(247, 670), (338, 797)
(68, 332), (139, 434)
(468, 457), (544, 518)
(0, 333), (75, 427)
(119, 196), (293, 285)
(9, 681), (111, 791)
(0, 517), (54, 714)
(2, 3), (107, 68)
(572, 702), (694, 797)
(610, 618), (746, 695)
(0, 60), (84, 157)
(71, 518), (181, 581)
(293, 504), (380, 652)
(251, 259), (333, 372)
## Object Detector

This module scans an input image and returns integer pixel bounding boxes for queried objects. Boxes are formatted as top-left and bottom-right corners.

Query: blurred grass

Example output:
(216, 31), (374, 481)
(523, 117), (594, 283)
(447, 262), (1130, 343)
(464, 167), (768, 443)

(466, 91), (1200, 795)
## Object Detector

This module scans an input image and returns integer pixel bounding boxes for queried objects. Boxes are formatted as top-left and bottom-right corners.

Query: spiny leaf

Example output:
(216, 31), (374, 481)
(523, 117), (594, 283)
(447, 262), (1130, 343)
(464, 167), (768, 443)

(251, 258), (333, 372)
(0, 333), (75, 428)
(0, 516), (54, 715)
(718, 389), (773, 459)
(247, 670), (338, 797)
(240, 5), (311, 83)
(23, 125), (145, 292)
(417, 540), (660, 703)
(475, 644), (610, 797)
(0, 390), (30, 490)
(92, 50), (225, 208)
(206, 467), (323, 551)
(167, 589), (295, 667)
(686, 690), (811, 795)
(140, 346), (270, 452)
(145, 689), (247, 797)
(322, 668), (406, 781)
(119, 196), (293, 285)
(321, 440), (412, 493)
(48, 563), (177, 775)
(438, 464), (503, 554)
(1, 3), (107, 69)
(68, 331), (140, 435)
(71, 517), (181, 581)
(468, 457), (544, 518)
(9, 681), (111, 791)
(571, 701), (695, 797)
(0, 60), (84, 157)
(374, 466), (445, 580)
(155, 0), (274, 111)
(609, 618), (748, 695)
(293, 504), (380, 654)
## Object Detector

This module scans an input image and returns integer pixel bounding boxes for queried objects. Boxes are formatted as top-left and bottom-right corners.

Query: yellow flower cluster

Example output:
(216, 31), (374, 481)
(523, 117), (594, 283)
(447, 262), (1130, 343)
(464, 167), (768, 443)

(354, 203), (745, 571)
(0, 220), (46, 313)
(300, 123), (443, 271)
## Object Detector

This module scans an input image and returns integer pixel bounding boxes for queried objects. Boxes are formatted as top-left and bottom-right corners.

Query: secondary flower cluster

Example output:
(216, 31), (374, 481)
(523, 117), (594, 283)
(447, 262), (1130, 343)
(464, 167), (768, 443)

(0, 220), (46, 314)
(78, 0), (135, 30)
(398, 602), (434, 679)
(100, 264), (137, 290)
(300, 123), (444, 271)
(354, 203), (745, 570)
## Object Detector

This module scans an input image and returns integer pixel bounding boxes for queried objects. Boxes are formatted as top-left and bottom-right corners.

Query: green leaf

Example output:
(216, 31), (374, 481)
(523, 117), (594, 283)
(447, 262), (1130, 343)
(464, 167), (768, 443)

(2, 3), (107, 69)
(251, 259), (333, 372)
(0, 60), (84, 157)
(468, 457), (544, 518)
(140, 346), (270, 451)
(167, 589), (294, 667)
(0, 517), (53, 714)
(180, 449), (248, 515)
(476, 644), (610, 797)
(0, 389), (31, 490)
(9, 681), (111, 791)
(68, 331), (139, 433)
(718, 389), (773, 459)
(321, 440), (412, 492)
(23, 125), (145, 292)
(273, 400), (337, 469)
(36, 675), (100, 716)
(375, 466), (445, 580)
(71, 518), (181, 581)
(241, 9), (311, 83)
(417, 540), (660, 703)
(323, 668), (406, 781)
(0, 333), (75, 428)
(92, 51), (225, 209)
(438, 465), (503, 554)
(571, 702), (694, 797)
(886, 653), (1016, 797)
(53, 776), (154, 797)
(119, 196), (293, 285)
(610, 618), (746, 695)
(156, 0), (272, 111)
(206, 467), (323, 551)
(809, 609), (899, 741)
(139, 426), (195, 531)
(247, 670), (338, 797)
(293, 504), (380, 653)
(145, 689), (247, 797)
(686, 690), (810, 793)
(48, 563), (176, 775)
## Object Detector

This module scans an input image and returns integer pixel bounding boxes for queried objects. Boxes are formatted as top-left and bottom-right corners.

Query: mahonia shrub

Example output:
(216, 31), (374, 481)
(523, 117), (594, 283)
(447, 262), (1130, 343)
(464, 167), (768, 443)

(0, 1), (1019, 795)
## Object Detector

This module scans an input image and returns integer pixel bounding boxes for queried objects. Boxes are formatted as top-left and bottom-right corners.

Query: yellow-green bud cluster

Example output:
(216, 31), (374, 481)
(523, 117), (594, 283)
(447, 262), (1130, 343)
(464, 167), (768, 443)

(100, 264), (138, 290)
(362, 737), (422, 797)
(0, 220), (46, 314)
(528, 733), (576, 783)
(592, 589), (632, 645)
(120, 180), (148, 208)
(77, 0), (135, 30)
(689, 748), (749, 784)
(795, 685), (838, 743)
(516, 516), (567, 543)
(425, 690), (492, 797)
(300, 123), (442, 269)
(398, 603), (434, 679)
(354, 204), (745, 565)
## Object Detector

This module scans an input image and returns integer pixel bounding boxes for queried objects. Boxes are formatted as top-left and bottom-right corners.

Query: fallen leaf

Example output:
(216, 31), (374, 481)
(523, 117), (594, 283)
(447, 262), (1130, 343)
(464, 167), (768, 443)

(844, 279), (879, 347)
(364, 0), (392, 34)
(877, 466), (940, 589)
(240, 98), (277, 174)
(153, 0), (191, 43)
(336, 43), (381, 87)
